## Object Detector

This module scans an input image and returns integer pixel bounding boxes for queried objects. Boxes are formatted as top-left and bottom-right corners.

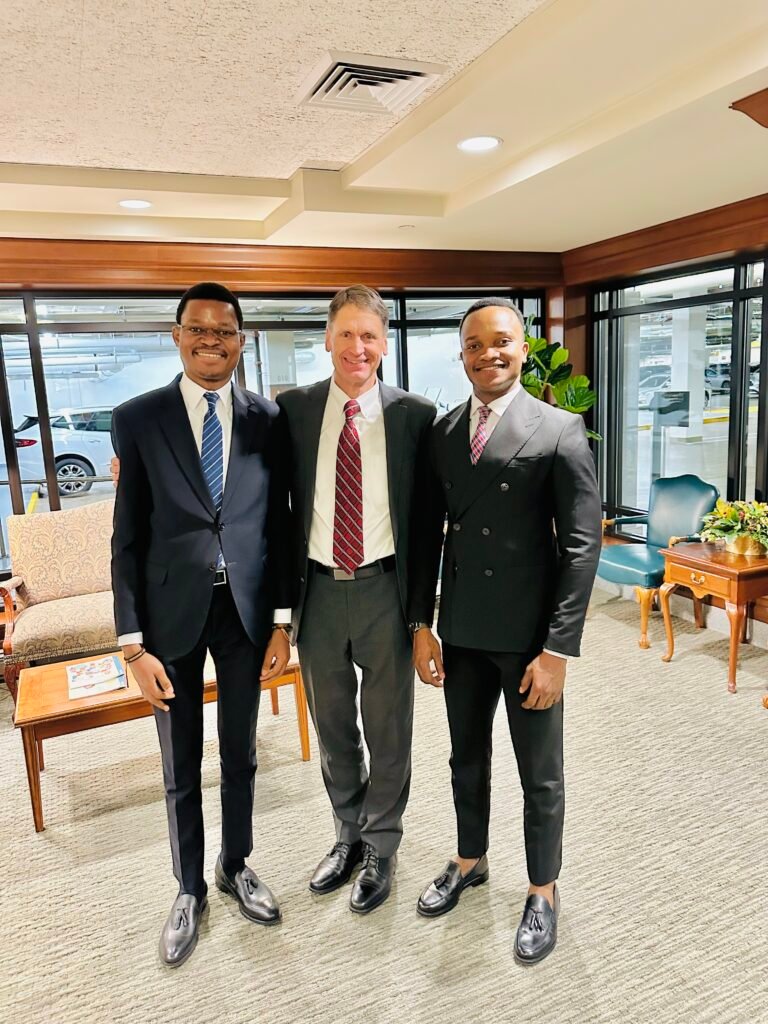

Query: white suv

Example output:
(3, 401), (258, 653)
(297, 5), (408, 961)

(14, 407), (115, 495)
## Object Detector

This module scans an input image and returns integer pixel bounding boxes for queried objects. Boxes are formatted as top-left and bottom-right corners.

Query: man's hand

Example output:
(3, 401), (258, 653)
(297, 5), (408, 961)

(519, 651), (566, 710)
(124, 645), (175, 712)
(260, 628), (290, 682)
(413, 627), (445, 687)
(111, 455), (121, 488)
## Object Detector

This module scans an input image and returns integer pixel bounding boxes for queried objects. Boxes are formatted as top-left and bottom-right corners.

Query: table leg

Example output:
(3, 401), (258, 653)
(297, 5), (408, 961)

(294, 672), (311, 762)
(37, 736), (45, 772)
(725, 602), (746, 694)
(270, 688), (279, 715)
(659, 582), (677, 663)
(20, 726), (44, 832)
(693, 596), (705, 629)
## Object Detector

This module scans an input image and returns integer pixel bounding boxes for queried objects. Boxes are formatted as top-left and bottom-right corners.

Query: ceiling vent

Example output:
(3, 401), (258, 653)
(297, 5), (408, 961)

(299, 51), (447, 115)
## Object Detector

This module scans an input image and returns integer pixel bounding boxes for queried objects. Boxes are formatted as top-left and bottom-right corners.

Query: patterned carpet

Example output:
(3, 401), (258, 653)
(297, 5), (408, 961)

(1, 591), (767, 1024)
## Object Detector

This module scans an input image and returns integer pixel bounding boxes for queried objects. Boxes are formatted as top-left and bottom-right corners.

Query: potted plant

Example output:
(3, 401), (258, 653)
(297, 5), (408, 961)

(521, 330), (600, 440)
(700, 498), (768, 556)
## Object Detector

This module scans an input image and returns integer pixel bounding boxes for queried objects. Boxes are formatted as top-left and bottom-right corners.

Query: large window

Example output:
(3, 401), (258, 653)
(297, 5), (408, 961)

(0, 288), (542, 571)
(596, 258), (768, 522)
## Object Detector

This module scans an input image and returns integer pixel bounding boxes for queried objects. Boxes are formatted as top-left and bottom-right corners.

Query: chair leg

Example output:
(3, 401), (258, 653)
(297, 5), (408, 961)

(270, 688), (279, 715)
(3, 662), (23, 704)
(635, 586), (657, 649)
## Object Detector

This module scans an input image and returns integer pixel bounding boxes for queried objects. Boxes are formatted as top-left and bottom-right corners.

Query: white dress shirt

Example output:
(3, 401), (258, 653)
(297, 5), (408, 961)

(469, 381), (566, 662)
(119, 373), (288, 646)
(309, 378), (395, 567)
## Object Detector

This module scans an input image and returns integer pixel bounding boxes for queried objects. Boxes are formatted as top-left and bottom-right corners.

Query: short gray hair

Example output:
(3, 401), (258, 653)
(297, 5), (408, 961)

(459, 296), (525, 335)
(328, 285), (389, 332)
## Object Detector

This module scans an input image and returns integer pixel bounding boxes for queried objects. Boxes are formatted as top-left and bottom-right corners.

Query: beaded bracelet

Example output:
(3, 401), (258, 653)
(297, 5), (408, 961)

(125, 646), (146, 664)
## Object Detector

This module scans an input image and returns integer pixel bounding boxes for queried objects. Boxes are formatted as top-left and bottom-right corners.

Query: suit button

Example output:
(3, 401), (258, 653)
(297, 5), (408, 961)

(500, 483), (509, 492)
(209, 563), (217, 572)
(452, 523), (461, 532)
(300, 576), (305, 584)
(484, 569), (493, 577)
(218, 522), (226, 530)
(445, 481), (453, 490)
(482, 527), (490, 536)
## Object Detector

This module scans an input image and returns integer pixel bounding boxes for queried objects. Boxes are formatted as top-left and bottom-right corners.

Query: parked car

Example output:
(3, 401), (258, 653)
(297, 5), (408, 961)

(638, 375), (711, 410)
(14, 407), (114, 495)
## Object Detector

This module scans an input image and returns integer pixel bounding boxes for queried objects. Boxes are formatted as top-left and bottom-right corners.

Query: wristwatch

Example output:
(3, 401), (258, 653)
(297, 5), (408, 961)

(408, 621), (429, 636)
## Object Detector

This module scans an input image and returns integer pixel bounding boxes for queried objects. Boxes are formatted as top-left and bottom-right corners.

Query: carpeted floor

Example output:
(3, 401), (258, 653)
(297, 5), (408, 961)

(1, 591), (767, 1024)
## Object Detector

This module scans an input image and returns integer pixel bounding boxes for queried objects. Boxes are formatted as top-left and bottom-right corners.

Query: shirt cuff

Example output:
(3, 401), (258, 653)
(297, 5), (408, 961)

(118, 632), (143, 647)
(273, 609), (291, 625)
(542, 647), (568, 660)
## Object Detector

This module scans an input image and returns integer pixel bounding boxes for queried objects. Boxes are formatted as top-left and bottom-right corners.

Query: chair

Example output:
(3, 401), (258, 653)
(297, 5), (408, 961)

(598, 474), (719, 649)
(1, 500), (118, 702)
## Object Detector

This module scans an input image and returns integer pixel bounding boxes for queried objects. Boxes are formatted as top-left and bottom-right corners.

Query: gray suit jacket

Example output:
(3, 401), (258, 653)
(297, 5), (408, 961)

(277, 378), (436, 640)
(409, 387), (602, 657)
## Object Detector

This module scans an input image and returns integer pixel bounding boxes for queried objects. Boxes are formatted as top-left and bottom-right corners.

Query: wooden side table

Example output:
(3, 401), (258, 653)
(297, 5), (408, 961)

(658, 542), (768, 693)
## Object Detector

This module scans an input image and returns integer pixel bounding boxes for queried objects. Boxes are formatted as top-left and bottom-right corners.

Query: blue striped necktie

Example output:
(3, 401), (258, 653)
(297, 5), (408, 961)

(201, 392), (225, 566)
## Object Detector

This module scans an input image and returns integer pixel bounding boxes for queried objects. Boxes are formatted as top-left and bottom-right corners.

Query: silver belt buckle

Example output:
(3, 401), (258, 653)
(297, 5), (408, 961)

(333, 568), (355, 581)
(214, 567), (227, 586)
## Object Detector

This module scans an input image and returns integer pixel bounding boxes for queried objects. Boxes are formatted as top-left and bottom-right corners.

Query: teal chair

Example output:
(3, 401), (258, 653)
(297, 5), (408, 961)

(598, 474), (719, 649)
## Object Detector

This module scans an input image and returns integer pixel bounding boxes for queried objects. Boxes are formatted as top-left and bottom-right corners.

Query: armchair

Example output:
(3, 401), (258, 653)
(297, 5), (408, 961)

(598, 474), (719, 649)
(1, 500), (118, 701)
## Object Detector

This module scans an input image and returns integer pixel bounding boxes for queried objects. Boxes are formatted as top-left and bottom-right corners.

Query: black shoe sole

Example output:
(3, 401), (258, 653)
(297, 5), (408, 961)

(215, 875), (282, 926)
(416, 870), (489, 918)
(160, 898), (208, 968)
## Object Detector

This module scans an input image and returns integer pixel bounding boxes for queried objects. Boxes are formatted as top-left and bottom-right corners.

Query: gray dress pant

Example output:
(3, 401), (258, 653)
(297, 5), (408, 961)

(298, 566), (414, 858)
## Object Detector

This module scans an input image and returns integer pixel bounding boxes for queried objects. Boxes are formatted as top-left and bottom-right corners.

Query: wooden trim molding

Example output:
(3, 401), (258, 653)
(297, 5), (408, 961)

(562, 192), (768, 285)
(0, 238), (563, 292)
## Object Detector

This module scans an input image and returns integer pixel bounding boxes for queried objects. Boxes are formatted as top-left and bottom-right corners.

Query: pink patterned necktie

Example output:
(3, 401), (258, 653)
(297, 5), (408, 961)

(333, 399), (364, 574)
(470, 405), (492, 465)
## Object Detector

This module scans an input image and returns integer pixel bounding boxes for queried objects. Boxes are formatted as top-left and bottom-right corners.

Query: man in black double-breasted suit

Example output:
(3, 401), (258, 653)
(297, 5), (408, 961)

(112, 282), (294, 967)
(410, 297), (601, 964)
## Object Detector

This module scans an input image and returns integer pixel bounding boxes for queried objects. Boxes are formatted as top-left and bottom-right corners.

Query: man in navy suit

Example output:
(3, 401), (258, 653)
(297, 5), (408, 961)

(111, 282), (294, 967)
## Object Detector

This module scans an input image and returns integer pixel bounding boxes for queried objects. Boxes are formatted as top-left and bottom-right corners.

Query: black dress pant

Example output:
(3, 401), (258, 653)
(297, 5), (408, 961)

(153, 584), (265, 898)
(442, 642), (564, 886)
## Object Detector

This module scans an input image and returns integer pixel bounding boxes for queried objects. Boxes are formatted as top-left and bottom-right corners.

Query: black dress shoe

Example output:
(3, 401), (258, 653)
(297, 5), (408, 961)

(309, 840), (364, 894)
(349, 845), (396, 914)
(215, 856), (281, 925)
(159, 892), (207, 968)
(514, 885), (560, 965)
(416, 855), (489, 918)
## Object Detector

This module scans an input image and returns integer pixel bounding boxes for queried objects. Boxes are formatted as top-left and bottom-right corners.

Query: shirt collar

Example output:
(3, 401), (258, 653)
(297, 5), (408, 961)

(329, 376), (381, 420)
(470, 380), (522, 418)
(179, 372), (233, 411)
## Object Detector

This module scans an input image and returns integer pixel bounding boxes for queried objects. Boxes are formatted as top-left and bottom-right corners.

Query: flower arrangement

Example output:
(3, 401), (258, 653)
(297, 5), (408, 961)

(700, 498), (768, 556)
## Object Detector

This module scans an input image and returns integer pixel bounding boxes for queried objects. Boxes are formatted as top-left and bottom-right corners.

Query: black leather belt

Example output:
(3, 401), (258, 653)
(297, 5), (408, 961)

(213, 567), (228, 586)
(310, 556), (396, 581)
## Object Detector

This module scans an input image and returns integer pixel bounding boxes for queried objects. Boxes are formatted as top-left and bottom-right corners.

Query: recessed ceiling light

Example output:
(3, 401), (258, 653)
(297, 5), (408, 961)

(399, 224), (416, 230)
(119, 199), (152, 209)
(457, 135), (502, 153)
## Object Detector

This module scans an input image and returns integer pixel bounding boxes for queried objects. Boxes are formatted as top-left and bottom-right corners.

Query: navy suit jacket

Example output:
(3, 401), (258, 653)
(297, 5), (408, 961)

(111, 374), (293, 661)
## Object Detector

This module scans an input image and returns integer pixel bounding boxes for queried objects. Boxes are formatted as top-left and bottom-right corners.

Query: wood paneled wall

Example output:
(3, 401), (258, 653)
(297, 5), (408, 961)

(0, 238), (563, 292)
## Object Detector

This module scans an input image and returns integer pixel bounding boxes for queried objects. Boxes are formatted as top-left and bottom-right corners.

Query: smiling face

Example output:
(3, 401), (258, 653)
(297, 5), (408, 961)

(459, 305), (529, 405)
(325, 302), (388, 398)
(172, 298), (245, 389)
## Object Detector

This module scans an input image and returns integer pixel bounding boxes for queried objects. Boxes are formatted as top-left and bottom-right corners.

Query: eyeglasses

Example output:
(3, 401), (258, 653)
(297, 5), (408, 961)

(179, 325), (243, 341)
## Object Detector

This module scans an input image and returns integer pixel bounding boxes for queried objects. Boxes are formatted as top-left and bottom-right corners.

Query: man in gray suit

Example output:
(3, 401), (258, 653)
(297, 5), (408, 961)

(277, 285), (435, 914)
(410, 297), (601, 963)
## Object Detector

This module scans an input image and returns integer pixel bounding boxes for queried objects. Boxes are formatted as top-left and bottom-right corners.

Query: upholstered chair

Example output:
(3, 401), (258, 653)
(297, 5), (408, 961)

(598, 474), (719, 649)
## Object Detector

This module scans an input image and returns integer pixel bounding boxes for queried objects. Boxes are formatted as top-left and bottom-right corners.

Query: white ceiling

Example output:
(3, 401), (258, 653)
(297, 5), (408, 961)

(1, 0), (767, 251)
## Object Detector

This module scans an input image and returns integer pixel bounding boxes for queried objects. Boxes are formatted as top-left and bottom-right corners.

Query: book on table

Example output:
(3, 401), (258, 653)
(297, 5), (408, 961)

(67, 655), (127, 700)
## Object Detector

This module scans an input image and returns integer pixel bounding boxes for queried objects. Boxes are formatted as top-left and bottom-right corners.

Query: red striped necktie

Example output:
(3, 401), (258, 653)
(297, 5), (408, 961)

(470, 405), (492, 465)
(333, 399), (364, 574)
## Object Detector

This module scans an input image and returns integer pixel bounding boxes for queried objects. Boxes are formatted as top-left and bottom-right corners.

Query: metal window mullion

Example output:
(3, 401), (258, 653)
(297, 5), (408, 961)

(397, 297), (408, 390)
(754, 278), (768, 500)
(23, 294), (61, 510)
(0, 335), (25, 515)
(726, 288), (747, 500)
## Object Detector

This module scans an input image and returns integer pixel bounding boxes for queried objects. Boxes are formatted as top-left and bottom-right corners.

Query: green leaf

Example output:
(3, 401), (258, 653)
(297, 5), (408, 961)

(551, 347), (569, 369)
(549, 363), (573, 385)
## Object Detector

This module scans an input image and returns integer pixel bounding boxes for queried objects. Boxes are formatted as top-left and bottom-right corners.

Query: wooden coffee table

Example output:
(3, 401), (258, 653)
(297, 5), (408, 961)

(14, 652), (310, 832)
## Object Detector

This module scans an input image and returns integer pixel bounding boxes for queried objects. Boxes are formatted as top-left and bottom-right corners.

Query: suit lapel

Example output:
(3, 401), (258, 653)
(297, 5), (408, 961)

(156, 376), (216, 518)
(301, 379), (331, 540)
(453, 388), (543, 518)
(380, 382), (407, 545)
(220, 383), (251, 514)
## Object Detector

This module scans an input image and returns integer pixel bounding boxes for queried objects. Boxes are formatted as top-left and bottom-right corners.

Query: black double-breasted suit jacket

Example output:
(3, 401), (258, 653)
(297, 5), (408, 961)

(409, 387), (602, 657)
